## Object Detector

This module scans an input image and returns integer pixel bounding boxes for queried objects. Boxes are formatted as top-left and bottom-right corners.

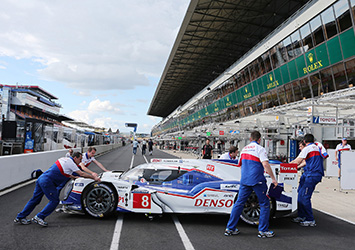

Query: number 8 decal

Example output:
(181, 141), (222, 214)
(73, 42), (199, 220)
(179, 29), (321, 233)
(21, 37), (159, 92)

(133, 193), (151, 209)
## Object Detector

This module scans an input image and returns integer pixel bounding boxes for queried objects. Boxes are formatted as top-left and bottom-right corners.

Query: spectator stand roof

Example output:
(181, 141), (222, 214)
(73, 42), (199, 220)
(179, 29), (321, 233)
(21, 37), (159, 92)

(148, 0), (311, 118)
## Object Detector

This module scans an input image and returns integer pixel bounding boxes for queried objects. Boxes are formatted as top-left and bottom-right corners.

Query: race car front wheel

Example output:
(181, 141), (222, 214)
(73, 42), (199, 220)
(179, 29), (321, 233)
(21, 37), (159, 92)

(236, 191), (276, 225)
(82, 183), (118, 218)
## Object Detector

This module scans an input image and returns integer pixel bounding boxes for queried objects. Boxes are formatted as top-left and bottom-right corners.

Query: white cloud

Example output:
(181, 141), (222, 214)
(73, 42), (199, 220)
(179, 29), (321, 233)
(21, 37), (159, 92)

(0, 65), (6, 69)
(73, 90), (91, 97)
(68, 99), (124, 128)
(0, 0), (189, 90)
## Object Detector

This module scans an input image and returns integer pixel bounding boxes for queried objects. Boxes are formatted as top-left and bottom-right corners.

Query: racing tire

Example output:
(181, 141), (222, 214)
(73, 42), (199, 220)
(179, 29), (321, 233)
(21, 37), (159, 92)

(81, 183), (118, 218)
(235, 191), (276, 226)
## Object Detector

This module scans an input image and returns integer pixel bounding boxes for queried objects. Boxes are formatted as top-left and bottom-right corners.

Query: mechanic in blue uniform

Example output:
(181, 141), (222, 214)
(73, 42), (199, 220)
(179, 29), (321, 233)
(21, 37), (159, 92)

(14, 152), (100, 227)
(291, 134), (324, 227)
(225, 131), (278, 238)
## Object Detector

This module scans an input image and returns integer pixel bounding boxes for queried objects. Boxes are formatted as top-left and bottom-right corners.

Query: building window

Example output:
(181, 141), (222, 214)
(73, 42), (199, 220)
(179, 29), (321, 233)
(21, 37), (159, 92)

(309, 72), (322, 97)
(257, 56), (266, 76)
(270, 42), (286, 69)
(284, 82), (295, 103)
(299, 77), (312, 99)
(310, 15), (325, 46)
(300, 23), (314, 53)
(243, 68), (250, 84)
(281, 36), (291, 62)
(345, 58), (355, 87)
(290, 30), (303, 58)
(334, 0), (352, 32)
(321, 6), (338, 39)
(320, 67), (336, 93)
(333, 62), (349, 90)
(262, 51), (272, 73)
(351, 0), (355, 21)
(277, 86), (287, 105)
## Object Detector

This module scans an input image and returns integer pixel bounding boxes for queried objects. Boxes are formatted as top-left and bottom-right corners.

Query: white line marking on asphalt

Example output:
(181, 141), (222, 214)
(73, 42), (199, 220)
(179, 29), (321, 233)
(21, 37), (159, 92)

(316, 209), (355, 226)
(130, 154), (135, 169)
(110, 214), (124, 250)
(0, 179), (36, 196)
(143, 154), (148, 164)
(172, 215), (195, 250)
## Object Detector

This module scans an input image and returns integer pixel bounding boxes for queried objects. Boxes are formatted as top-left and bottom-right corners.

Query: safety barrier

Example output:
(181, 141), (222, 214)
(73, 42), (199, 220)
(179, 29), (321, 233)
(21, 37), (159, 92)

(0, 143), (122, 190)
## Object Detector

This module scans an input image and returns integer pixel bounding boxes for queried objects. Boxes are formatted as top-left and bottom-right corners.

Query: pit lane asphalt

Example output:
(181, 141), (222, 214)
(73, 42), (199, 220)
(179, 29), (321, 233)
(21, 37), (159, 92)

(1, 145), (355, 250)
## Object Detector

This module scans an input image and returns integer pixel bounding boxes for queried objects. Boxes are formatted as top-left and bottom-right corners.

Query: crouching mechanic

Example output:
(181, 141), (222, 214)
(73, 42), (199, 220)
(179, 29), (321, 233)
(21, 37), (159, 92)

(14, 152), (100, 227)
(291, 134), (324, 227)
(225, 131), (278, 238)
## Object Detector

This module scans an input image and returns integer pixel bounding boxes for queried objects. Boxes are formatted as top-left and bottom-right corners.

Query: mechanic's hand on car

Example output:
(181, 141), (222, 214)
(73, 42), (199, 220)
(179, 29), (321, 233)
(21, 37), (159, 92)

(92, 172), (101, 182)
(272, 179), (278, 187)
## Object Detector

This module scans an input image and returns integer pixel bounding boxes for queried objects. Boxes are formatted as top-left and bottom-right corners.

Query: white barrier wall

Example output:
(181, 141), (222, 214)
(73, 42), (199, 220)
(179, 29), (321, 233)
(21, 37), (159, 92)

(0, 149), (68, 190)
(340, 151), (355, 190)
(0, 143), (122, 190)
(326, 149), (338, 177)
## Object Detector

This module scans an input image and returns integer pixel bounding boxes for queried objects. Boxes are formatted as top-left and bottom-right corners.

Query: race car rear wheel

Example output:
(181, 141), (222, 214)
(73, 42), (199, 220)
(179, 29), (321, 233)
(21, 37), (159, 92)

(236, 191), (276, 225)
(81, 183), (118, 218)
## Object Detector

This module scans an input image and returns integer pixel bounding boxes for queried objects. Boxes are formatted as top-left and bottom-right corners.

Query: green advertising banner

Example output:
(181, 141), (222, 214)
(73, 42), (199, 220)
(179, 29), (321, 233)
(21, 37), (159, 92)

(340, 28), (355, 59)
(295, 54), (307, 78)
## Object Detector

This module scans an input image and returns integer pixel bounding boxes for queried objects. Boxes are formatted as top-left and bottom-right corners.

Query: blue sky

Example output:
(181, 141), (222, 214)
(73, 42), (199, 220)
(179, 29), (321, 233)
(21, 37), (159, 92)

(0, 0), (190, 133)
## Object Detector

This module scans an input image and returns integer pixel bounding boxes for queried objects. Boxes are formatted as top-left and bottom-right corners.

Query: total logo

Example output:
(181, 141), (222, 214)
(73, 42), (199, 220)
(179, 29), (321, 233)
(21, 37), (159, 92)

(280, 164), (297, 173)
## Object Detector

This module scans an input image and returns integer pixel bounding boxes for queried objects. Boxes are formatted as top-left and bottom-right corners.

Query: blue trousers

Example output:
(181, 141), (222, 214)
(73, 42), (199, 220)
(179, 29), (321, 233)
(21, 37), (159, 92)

(297, 174), (322, 221)
(17, 176), (60, 220)
(226, 182), (270, 232)
(133, 147), (137, 154)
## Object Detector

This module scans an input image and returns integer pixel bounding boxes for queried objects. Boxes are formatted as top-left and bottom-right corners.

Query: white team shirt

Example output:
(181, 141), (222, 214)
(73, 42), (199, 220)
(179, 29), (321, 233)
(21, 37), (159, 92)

(82, 152), (95, 167)
(58, 157), (80, 175)
(219, 152), (238, 161)
(335, 143), (351, 153)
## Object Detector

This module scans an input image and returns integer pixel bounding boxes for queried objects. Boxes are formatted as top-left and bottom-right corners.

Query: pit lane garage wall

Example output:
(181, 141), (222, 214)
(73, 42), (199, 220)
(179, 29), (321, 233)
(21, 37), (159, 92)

(0, 144), (121, 190)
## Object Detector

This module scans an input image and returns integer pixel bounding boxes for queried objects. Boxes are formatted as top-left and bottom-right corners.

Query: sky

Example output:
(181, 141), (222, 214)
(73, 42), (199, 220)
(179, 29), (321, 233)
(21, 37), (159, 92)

(0, 0), (190, 134)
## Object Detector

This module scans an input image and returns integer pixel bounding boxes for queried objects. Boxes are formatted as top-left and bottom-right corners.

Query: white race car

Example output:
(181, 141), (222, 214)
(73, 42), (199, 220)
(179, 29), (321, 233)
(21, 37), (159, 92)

(59, 159), (298, 225)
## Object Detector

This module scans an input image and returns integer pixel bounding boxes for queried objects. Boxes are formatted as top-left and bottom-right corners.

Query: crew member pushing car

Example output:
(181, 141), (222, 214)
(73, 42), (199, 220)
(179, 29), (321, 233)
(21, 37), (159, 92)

(225, 131), (278, 238)
(14, 152), (100, 227)
(291, 134), (324, 227)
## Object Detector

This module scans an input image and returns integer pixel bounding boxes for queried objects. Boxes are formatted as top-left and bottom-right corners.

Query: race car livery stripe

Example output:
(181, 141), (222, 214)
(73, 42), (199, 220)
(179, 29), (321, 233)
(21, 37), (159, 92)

(305, 150), (321, 160)
(156, 187), (233, 199)
(168, 166), (222, 180)
(216, 161), (240, 168)
(72, 190), (82, 194)
(55, 160), (71, 178)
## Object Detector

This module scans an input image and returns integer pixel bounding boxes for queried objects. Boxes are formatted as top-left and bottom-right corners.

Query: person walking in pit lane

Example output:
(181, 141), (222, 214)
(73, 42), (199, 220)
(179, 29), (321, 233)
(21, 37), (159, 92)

(225, 131), (278, 238)
(291, 134), (324, 227)
(335, 138), (351, 180)
(148, 139), (154, 155)
(79, 147), (109, 178)
(142, 139), (147, 155)
(132, 139), (139, 155)
(202, 139), (213, 159)
(219, 146), (238, 161)
(14, 152), (100, 227)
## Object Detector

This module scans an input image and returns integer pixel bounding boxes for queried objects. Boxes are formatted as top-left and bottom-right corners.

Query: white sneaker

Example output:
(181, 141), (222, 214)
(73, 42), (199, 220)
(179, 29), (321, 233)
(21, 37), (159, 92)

(258, 231), (275, 238)
(32, 215), (48, 227)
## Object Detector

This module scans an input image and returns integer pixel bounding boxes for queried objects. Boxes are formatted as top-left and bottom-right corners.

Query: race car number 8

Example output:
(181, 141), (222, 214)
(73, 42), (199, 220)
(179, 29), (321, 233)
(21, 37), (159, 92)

(133, 193), (151, 209)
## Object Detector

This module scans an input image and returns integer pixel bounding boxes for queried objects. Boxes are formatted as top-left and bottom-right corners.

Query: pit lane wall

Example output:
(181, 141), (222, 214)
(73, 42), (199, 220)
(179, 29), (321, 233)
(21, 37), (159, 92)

(0, 143), (121, 190)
